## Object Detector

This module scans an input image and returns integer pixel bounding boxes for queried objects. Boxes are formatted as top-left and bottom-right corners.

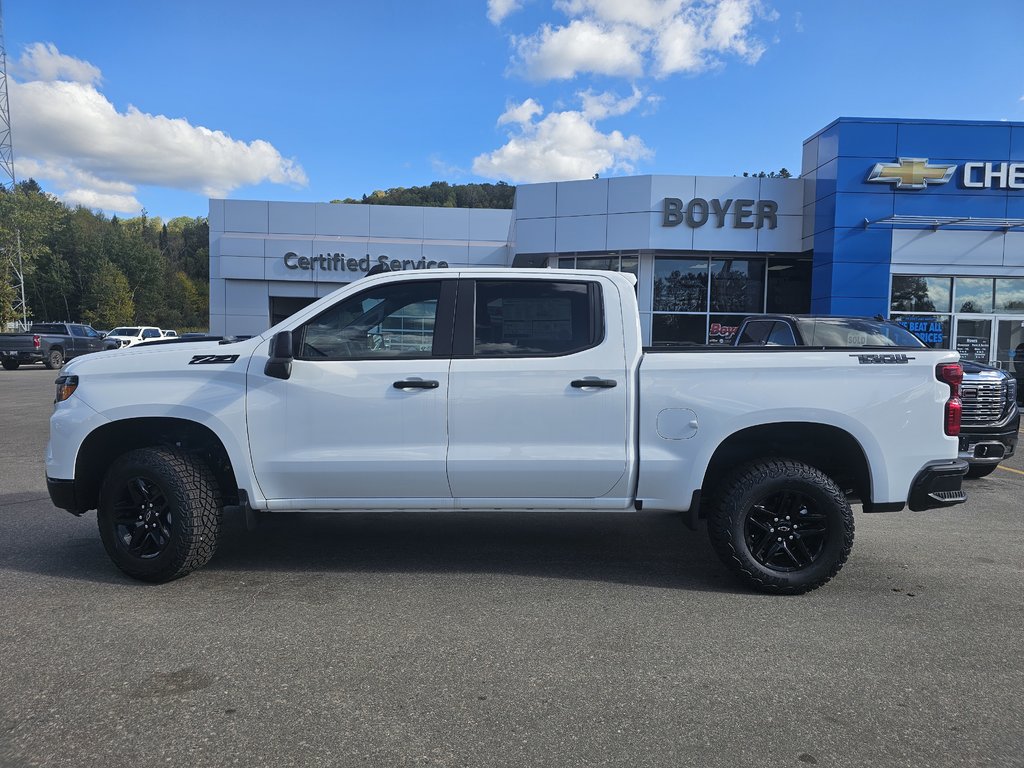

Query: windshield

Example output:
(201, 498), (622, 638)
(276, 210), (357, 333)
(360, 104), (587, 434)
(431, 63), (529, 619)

(110, 327), (140, 336)
(793, 318), (926, 348)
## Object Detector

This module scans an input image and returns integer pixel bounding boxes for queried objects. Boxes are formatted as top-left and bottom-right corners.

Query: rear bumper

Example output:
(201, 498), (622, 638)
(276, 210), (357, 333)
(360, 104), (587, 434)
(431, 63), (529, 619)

(908, 459), (969, 511)
(1, 349), (43, 364)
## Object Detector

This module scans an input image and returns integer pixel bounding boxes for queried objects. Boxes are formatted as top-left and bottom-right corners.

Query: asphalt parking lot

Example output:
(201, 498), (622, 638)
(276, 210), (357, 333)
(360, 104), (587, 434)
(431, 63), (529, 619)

(1, 366), (1022, 768)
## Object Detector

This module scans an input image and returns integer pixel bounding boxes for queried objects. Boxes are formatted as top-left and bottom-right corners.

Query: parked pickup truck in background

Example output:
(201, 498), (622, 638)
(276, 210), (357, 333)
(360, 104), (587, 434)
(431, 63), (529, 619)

(733, 314), (1019, 478)
(46, 270), (968, 593)
(0, 323), (106, 370)
(104, 326), (163, 349)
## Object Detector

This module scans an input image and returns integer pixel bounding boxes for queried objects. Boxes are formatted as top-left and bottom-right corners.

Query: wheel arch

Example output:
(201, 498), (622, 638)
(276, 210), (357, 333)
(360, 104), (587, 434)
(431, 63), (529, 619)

(75, 417), (240, 513)
(700, 422), (872, 511)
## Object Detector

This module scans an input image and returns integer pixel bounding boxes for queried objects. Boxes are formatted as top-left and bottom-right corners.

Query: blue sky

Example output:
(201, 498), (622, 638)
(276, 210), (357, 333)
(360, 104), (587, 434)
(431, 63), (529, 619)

(5, 0), (1024, 220)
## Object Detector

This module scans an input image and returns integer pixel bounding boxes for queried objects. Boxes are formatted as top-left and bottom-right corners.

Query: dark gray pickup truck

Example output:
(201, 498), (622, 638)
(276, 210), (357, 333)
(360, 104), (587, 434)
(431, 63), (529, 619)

(0, 323), (107, 370)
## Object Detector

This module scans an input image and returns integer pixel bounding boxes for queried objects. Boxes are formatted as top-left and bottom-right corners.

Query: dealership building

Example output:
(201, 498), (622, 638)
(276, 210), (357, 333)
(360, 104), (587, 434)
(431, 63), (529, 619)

(209, 117), (1024, 368)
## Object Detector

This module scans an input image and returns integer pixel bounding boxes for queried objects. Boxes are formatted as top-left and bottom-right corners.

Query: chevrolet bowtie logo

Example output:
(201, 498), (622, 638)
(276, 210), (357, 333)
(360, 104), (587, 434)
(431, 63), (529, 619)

(866, 157), (957, 190)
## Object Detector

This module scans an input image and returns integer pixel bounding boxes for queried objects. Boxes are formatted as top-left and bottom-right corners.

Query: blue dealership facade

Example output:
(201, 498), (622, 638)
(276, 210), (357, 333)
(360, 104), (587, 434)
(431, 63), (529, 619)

(210, 116), (1024, 371)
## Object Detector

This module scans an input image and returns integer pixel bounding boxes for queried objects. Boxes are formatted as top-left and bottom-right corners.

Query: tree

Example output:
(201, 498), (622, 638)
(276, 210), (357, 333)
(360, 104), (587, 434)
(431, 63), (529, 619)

(0, 262), (20, 329)
(742, 168), (792, 178)
(81, 259), (135, 328)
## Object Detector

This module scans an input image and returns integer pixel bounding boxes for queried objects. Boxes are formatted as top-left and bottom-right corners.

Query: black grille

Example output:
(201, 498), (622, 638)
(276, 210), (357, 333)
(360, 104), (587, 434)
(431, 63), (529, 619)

(960, 380), (1006, 425)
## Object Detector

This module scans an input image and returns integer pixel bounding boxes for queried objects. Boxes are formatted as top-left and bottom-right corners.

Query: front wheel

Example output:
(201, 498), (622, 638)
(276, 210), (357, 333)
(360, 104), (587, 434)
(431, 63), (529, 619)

(97, 447), (222, 582)
(707, 459), (854, 595)
(44, 348), (64, 369)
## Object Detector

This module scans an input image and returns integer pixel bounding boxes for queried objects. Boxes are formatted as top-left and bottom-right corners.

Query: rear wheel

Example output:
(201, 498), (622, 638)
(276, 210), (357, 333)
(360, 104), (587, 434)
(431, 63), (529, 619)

(707, 459), (854, 595)
(966, 463), (998, 479)
(97, 447), (222, 582)
(44, 348), (64, 369)
(1, 359), (18, 370)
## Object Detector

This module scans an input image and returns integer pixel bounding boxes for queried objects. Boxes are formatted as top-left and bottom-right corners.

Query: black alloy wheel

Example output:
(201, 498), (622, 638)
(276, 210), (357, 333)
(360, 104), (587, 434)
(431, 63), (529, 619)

(45, 349), (64, 369)
(110, 476), (174, 559)
(743, 490), (828, 572)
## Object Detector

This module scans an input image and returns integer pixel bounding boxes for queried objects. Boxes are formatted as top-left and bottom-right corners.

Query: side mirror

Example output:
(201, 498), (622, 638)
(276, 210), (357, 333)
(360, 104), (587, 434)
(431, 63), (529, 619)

(264, 330), (293, 380)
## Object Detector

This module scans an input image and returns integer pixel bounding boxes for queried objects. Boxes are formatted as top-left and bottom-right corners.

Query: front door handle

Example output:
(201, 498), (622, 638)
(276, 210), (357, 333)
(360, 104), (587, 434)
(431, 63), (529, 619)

(571, 378), (617, 389)
(393, 379), (440, 390)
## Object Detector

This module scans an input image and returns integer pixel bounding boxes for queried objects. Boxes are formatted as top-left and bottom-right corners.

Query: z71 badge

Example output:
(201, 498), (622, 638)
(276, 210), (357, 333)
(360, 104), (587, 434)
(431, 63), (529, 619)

(188, 354), (239, 365)
(850, 353), (914, 365)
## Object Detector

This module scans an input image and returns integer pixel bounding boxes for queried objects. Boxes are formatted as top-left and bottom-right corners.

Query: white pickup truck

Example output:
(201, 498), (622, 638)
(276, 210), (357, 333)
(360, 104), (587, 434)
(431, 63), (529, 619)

(46, 269), (968, 593)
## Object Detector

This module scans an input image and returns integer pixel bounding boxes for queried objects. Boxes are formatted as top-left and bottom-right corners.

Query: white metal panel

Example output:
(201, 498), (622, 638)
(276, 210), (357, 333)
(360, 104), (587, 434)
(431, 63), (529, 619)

(891, 229), (1005, 266)
(209, 278), (226, 314)
(268, 280), (317, 298)
(225, 315), (269, 337)
(692, 218), (759, 251)
(219, 256), (266, 280)
(515, 217), (556, 253)
(755, 215), (803, 253)
(607, 212), (652, 251)
(694, 176), (761, 202)
(469, 209), (514, 241)
(556, 178), (609, 216)
(315, 203), (370, 236)
(224, 200), (269, 233)
(423, 242), (469, 265)
(424, 207), (471, 241)
(369, 205), (424, 239)
(208, 199), (225, 233)
(649, 211), (694, 250)
(269, 202), (316, 235)
(219, 235), (266, 258)
(514, 182), (557, 219)
(555, 214), (608, 252)
(649, 176), (696, 209)
(608, 176), (653, 214)
(758, 178), (804, 216)
(1003, 232), (1024, 266)
(465, 244), (509, 265)
(225, 280), (269, 316)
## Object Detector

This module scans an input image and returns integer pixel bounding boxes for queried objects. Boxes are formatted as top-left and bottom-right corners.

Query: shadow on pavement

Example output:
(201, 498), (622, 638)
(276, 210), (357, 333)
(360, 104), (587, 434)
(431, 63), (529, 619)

(3, 499), (739, 593)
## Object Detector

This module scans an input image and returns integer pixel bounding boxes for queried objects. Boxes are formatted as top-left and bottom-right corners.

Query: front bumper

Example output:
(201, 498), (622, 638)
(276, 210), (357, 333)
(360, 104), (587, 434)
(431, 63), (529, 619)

(47, 477), (85, 516)
(958, 415), (1019, 466)
(907, 459), (969, 511)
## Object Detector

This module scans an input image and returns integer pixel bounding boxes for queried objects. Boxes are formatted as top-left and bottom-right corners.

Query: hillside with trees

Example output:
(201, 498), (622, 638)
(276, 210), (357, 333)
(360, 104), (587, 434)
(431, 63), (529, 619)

(333, 180), (515, 209)
(0, 180), (209, 331)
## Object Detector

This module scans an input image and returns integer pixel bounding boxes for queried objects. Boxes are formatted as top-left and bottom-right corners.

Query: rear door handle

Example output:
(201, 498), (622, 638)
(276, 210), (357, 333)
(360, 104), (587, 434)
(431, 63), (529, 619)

(393, 379), (440, 389)
(571, 378), (617, 389)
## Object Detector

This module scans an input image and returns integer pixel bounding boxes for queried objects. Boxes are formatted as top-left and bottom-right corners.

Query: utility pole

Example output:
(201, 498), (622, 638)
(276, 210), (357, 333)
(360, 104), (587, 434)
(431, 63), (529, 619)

(0, 0), (26, 329)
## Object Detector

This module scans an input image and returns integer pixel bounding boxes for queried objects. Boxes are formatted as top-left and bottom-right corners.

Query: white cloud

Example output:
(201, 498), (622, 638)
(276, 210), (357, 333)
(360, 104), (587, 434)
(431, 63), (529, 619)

(498, 98), (545, 125)
(579, 86), (643, 120)
(15, 42), (101, 85)
(513, 19), (645, 80)
(473, 92), (652, 183)
(487, 0), (523, 24)
(510, 0), (775, 80)
(8, 43), (307, 213)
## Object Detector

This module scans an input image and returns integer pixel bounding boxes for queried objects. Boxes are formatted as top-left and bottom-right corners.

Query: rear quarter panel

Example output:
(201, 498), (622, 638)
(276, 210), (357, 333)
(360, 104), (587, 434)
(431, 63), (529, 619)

(636, 349), (960, 510)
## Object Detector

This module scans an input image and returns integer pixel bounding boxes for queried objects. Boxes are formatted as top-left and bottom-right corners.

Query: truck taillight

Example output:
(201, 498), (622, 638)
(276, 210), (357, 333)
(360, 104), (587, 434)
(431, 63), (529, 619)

(32, 334), (41, 349)
(936, 363), (962, 436)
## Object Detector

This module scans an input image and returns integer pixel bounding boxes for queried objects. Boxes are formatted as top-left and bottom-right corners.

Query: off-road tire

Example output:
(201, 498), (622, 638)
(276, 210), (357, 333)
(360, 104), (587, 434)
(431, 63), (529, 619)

(97, 447), (222, 582)
(44, 348), (64, 369)
(707, 459), (854, 595)
(965, 463), (998, 479)
(1, 359), (18, 370)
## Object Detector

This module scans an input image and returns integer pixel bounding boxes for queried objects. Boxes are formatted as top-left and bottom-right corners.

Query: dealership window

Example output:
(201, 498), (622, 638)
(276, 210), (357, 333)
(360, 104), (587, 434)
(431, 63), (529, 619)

(270, 296), (318, 327)
(995, 278), (1024, 313)
(890, 276), (952, 313)
(651, 253), (811, 346)
(954, 277), (994, 313)
(557, 253), (639, 277)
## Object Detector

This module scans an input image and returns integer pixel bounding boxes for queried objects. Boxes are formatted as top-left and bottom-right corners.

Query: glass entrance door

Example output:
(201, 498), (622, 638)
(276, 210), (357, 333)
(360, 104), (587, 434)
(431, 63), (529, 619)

(953, 316), (995, 365)
(996, 318), (1024, 404)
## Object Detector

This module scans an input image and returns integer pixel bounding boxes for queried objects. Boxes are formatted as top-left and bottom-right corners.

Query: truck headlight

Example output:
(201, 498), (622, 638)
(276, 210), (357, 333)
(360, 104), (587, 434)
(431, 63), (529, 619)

(55, 375), (79, 404)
